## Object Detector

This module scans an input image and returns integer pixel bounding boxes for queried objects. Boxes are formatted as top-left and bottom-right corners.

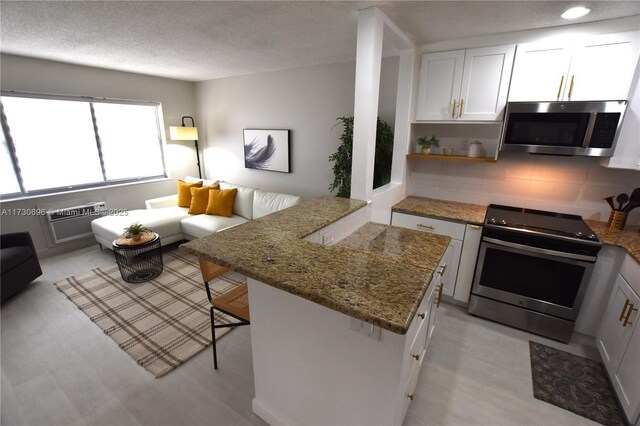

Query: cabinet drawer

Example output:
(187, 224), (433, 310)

(404, 285), (432, 361)
(392, 212), (466, 240)
(620, 254), (640, 296)
(401, 350), (423, 422)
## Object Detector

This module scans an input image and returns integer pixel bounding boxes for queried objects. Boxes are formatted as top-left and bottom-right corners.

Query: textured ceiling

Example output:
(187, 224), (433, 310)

(1, 1), (639, 82)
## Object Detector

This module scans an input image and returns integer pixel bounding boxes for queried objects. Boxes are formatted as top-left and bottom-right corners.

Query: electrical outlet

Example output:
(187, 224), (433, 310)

(350, 318), (382, 340)
(461, 139), (469, 149)
(323, 231), (335, 246)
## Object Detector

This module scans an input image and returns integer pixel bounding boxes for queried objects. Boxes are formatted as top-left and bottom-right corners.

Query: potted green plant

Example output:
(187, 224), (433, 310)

(417, 135), (440, 155)
(328, 116), (394, 198)
(123, 222), (149, 242)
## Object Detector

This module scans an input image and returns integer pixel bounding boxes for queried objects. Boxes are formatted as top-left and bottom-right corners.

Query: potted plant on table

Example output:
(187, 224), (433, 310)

(417, 135), (440, 155)
(123, 223), (149, 242)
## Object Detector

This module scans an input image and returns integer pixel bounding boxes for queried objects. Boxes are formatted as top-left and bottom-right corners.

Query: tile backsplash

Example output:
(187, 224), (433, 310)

(409, 153), (640, 226)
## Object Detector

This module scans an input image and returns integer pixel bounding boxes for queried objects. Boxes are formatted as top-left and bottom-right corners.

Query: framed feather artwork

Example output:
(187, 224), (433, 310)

(243, 129), (290, 173)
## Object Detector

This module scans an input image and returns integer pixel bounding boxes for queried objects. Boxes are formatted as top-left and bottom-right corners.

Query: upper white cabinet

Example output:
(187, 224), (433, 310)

(509, 31), (640, 102)
(508, 42), (573, 101)
(416, 44), (516, 121)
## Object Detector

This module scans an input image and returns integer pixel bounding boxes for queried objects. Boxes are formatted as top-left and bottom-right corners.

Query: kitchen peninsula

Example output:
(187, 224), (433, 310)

(181, 197), (450, 425)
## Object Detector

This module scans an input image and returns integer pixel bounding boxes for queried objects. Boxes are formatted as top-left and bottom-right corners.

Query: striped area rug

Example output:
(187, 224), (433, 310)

(54, 248), (246, 377)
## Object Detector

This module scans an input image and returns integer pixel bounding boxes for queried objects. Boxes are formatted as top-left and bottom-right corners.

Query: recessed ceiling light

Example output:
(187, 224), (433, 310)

(561, 6), (591, 20)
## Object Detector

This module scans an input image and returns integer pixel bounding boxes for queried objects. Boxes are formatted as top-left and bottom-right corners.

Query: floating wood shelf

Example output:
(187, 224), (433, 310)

(407, 153), (497, 163)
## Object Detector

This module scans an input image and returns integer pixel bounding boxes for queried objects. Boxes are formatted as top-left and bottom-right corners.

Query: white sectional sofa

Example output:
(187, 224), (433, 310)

(91, 177), (302, 249)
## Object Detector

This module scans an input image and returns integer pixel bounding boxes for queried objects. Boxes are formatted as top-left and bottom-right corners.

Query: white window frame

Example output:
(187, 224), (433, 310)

(0, 91), (168, 200)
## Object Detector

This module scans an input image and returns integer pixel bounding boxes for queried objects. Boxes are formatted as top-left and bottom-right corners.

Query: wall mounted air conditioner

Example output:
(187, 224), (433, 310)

(46, 202), (107, 244)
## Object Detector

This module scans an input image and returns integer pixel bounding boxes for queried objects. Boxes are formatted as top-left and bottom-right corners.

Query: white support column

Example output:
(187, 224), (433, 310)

(350, 8), (384, 202)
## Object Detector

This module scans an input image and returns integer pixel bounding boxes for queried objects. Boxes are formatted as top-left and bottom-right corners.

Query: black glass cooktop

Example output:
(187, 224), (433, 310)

(485, 204), (600, 243)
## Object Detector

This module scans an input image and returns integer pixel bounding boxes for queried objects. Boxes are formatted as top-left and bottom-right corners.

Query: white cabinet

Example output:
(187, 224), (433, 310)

(596, 254), (640, 424)
(509, 31), (640, 102)
(453, 224), (482, 303)
(416, 44), (515, 121)
(416, 50), (464, 121)
(391, 212), (464, 297)
(508, 42), (573, 101)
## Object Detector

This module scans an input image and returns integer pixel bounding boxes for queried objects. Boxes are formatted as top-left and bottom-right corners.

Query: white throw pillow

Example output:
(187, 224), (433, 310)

(253, 190), (302, 219)
(183, 176), (219, 187)
(219, 181), (255, 220)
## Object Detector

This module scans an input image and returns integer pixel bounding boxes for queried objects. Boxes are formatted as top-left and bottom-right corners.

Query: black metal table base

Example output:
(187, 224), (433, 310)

(112, 234), (163, 284)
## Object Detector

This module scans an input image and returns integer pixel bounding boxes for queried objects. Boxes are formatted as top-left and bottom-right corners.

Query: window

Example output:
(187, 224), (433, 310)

(0, 92), (167, 199)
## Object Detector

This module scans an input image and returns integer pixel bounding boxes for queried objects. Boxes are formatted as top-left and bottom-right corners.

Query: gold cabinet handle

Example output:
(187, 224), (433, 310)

(623, 303), (637, 327)
(568, 75), (575, 100)
(411, 353), (420, 361)
(417, 223), (434, 230)
(458, 98), (464, 118)
(437, 264), (447, 276)
(619, 299), (631, 321)
(407, 393), (414, 400)
(452, 99), (457, 118)
(418, 312), (425, 320)
(435, 283), (444, 307)
(470, 225), (481, 230)
(556, 75), (565, 101)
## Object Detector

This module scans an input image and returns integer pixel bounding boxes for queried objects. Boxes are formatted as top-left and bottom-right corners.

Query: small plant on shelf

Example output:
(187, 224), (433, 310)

(123, 223), (149, 241)
(417, 135), (440, 155)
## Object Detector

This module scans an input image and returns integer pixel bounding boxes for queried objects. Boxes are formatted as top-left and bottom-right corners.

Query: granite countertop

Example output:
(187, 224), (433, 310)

(586, 220), (640, 263)
(392, 196), (487, 225)
(181, 197), (451, 334)
(392, 196), (640, 263)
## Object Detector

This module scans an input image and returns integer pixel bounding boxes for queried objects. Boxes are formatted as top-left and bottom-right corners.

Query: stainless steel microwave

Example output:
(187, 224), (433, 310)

(499, 101), (628, 157)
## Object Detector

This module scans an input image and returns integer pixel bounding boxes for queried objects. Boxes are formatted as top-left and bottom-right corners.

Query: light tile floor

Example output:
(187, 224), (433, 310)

(1, 244), (599, 425)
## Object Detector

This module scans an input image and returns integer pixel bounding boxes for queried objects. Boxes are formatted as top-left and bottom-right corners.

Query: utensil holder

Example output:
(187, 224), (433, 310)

(607, 210), (628, 231)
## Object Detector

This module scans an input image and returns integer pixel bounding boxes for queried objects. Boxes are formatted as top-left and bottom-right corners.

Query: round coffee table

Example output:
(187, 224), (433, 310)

(112, 232), (163, 283)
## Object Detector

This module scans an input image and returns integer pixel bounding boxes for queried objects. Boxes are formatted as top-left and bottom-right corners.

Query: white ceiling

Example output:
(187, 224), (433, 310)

(1, 1), (639, 82)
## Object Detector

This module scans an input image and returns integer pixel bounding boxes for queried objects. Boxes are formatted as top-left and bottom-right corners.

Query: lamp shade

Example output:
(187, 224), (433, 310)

(169, 126), (198, 141)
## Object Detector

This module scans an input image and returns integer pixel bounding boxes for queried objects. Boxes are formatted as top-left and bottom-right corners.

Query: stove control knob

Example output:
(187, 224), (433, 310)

(589, 234), (597, 240)
(576, 231), (583, 238)
(489, 218), (496, 224)
(500, 219), (507, 225)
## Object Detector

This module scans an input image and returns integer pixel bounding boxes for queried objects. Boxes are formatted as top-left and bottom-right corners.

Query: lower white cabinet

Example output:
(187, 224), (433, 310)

(391, 212), (482, 303)
(596, 254), (640, 423)
(454, 224), (482, 303)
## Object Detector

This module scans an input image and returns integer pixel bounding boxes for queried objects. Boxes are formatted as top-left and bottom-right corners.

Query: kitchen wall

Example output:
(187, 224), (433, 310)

(0, 54), (197, 256)
(409, 153), (640, 225)
(195, 57), (399, 199)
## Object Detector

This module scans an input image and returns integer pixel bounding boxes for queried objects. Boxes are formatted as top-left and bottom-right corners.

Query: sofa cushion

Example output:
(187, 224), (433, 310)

(178, 180), (203, 207)
(219, 181), (255, 220)
(181, 214), (248, 239)
(184, 176), (220, 187)
(253, 190), (302, 219)
(1, 246), (33, 274)
(206, 188), (237, 217)
(189, 185), (219, 215)
(91, 206), (189, 243)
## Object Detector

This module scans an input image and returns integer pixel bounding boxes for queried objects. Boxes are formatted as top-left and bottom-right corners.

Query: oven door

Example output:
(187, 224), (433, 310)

(471, 237), (596, 321)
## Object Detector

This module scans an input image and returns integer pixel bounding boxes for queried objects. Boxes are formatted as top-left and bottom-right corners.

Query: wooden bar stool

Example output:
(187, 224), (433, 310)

(198, 258), (250, 369)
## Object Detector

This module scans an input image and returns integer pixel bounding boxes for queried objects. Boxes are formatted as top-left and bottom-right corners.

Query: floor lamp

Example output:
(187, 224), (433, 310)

(169, 116), (202, 179)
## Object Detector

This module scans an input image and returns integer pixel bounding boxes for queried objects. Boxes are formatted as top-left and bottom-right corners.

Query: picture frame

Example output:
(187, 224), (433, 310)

(243, 129), (290, 173)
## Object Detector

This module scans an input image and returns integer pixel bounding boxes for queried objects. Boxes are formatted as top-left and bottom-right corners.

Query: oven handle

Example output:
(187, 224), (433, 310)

(483, 237), (597, 262)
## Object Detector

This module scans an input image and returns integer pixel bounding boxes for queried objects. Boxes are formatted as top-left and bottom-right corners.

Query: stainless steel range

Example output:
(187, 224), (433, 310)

(468, 204), (602, 342)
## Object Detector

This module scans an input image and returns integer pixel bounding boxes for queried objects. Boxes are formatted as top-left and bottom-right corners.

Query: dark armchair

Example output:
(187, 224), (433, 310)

(1, 232), (42, 303)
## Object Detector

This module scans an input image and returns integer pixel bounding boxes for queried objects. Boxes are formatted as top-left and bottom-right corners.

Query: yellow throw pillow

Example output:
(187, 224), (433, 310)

(178, 180), (203, 207)
(189, 185), (219, 215)
(206, 188), (238, 217)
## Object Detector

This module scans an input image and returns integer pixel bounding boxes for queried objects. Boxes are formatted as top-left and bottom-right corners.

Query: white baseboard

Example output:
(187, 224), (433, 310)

(252, 398), (296, 426)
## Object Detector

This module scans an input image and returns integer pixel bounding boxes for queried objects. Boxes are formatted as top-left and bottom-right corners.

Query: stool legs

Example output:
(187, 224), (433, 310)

(210, 306), (219, 370)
